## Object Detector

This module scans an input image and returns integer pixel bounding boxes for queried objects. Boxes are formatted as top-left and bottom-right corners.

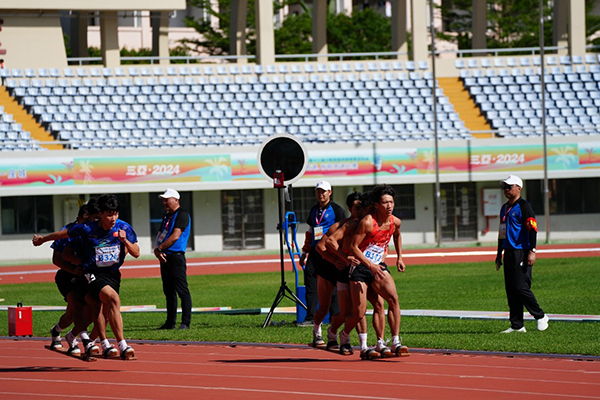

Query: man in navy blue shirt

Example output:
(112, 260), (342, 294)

(299, 181), (346, 345)
(154, 189), (193, 330)
(496, 175), (549, 333)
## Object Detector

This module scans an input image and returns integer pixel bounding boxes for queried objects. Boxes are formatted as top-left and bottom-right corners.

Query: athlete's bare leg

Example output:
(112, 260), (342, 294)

(99, 286), (125, 342)
(371, 272), (401, 337)
(314, 276), (335, 326)
(342, 281), (369, 337)
(367, 286), (385, 340)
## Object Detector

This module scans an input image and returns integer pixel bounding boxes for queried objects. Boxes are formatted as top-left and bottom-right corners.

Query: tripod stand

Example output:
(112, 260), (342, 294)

(262, 185), (307, 328)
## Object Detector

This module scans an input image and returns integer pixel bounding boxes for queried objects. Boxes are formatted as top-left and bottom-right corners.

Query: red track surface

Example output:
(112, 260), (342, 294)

(1, 243), (599, 285)
(2, 244), (599, 399)
(1, 339), (599, 400)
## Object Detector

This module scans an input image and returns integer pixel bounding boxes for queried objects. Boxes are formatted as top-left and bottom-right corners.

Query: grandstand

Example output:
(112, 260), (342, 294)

(0, 1), (599, 261)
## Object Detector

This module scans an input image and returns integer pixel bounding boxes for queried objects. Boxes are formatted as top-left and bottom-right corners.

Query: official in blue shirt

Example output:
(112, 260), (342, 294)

(299, 181), (346, 329)
(154, 189), (193, 330)
(496, 175), (549, 333)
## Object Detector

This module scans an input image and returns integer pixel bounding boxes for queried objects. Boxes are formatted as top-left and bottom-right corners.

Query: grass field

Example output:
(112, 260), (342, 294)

(1, 256), (599, 356)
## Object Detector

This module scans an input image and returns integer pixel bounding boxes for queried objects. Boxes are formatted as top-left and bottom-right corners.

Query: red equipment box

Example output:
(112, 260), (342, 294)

(8, 303), (32, 336)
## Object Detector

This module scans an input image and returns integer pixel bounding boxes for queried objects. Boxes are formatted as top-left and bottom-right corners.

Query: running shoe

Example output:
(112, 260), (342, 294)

(391, 342), (410, 357)
(103, 346), (119, 358)
(537, 314), (549, 331)
(339, 343), (354, 356)
(312, 333), (325, 348)
(375, 342), (393, 358)
(120, 346), (135, 359)
(501, 327), (526, 333)
(65, 333), (80, 355)
(360, 347), (380, 360)
(85, 341), (100, 356)
(49, 327), (62, 349)
(326, 340), (339, 351)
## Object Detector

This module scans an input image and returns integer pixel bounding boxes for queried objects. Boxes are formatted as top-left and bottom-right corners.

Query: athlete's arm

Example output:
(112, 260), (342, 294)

(119, 229), (140, 258)
(52, 250), (81, 275)
(32, 229), (69, 246)
(392, 216), (405, 272)
(350, 216), (385, 279)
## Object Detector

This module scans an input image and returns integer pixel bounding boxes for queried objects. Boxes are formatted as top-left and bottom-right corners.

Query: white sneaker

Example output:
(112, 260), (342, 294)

(65, 332), (81, 354)
(537, 314), (549, 331)
(501, 327), (526, 333)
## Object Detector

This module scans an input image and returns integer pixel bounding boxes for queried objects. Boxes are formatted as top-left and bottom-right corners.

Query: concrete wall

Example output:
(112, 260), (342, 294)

(1, 15), (68, 69)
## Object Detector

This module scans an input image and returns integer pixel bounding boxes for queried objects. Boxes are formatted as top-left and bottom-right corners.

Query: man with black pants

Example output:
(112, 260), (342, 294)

(495, 175), (549, 333)
(154, 189), (193, 330)
(299, 181), (346, 328)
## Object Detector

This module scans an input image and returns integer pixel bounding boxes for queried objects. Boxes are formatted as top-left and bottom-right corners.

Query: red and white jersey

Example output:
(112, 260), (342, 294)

(357, 214), (395, 264)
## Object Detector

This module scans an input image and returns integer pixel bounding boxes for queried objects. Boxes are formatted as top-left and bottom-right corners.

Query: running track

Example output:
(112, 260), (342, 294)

(1, 243), (599, 285)
(1, 339), (599, 400)
(1, 244), (599, 399)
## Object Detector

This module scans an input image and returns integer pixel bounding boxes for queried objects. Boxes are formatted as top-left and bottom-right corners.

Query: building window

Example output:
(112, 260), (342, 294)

(526, 178), (600, 215)
(287, 187), (316, 223)
(1, 196), (54, 234)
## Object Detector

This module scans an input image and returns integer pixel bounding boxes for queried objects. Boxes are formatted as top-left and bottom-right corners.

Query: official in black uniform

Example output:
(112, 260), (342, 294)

(154, 189), (193, 330)
(495, 175), (549, 333)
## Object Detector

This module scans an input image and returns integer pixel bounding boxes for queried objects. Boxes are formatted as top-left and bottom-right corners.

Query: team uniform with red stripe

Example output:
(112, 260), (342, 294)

(349, 214), (394, 283)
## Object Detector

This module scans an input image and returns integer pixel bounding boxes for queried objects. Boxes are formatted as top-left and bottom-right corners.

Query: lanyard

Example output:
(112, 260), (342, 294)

(315, 206), (327, 226)
(501, 205), (514, 222)
(164, 213), (173, 230)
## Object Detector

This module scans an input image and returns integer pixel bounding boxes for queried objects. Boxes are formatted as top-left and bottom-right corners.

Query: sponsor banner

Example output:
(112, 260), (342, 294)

(578, 142), (600, 169)
(0, 158), (74, 187)
(0, 143), (598, 190)
(72, 155), (232, 184)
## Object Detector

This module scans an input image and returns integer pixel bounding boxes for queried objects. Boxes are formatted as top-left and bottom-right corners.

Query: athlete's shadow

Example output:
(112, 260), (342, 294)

(218, 358), (346, 364)
(0, 366), (107, 373)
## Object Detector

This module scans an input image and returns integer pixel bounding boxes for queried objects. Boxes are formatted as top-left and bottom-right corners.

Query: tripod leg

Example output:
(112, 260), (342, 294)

(283, 284), (307, 310)
(262, 286), (286, 328)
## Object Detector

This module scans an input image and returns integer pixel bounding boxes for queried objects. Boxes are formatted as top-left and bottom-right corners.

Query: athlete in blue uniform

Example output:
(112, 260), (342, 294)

(34, 194), (140, 359)
(48, 201), (95, 353)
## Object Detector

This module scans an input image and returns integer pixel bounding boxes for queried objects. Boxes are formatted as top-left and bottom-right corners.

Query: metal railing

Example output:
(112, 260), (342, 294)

(66, 45), (577, 66)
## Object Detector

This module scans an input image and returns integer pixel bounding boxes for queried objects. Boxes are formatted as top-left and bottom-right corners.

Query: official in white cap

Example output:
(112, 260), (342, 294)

(495, 175), (549, 333)
(298, 181), (346, 342)
(155, 189), (193, 330)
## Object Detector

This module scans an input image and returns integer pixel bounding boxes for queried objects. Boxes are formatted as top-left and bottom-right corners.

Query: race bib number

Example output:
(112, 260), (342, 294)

(498, 222), (507, 240)
(95, 245), (120, 267)
(314, 226), (324, 241)
(363, 244), (385, 265)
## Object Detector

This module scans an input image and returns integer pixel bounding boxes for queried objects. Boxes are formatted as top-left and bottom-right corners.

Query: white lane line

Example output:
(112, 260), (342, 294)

(1, 247), (598, 277)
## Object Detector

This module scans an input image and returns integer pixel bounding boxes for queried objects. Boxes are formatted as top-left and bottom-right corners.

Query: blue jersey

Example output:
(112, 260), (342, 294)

(67, 219), (138, 273)
(156, 208), (191, 253)
(306, 201), (346, 247)
(499, 198), (537, 250)
(51, 221), (77, 253)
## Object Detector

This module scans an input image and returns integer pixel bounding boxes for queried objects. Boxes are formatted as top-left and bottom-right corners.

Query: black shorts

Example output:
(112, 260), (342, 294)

(85, 270), (121, 300)
(334, 265), (350, 284)
(349, 263), (390, 284)
(316, 259), (337, 285)
(55, 269), (78, 301)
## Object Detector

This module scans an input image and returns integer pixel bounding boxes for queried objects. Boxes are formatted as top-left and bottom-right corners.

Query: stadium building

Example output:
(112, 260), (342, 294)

(0, 1), (599, 261)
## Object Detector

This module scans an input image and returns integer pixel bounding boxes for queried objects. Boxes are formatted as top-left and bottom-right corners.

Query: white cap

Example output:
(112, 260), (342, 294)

(501, 175), (523, 188)
(159, 188), (180, 200)
(315, 181), (332, 191)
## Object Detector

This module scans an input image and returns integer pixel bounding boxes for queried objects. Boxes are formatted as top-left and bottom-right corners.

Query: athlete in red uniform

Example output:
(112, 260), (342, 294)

(339, 184), (409, 358)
